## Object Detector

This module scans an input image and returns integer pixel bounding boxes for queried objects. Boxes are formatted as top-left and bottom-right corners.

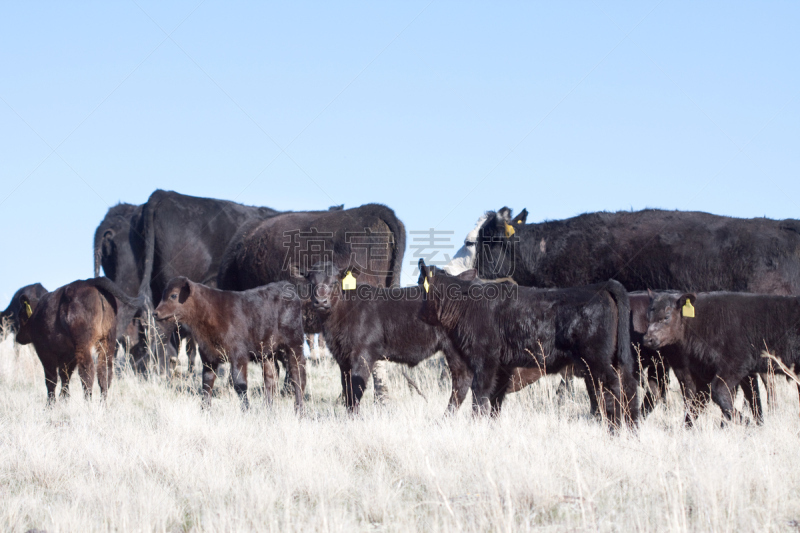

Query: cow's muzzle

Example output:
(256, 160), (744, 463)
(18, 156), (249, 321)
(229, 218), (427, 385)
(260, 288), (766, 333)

(311, 299), (331, 312)
(642, 334), (659, 349)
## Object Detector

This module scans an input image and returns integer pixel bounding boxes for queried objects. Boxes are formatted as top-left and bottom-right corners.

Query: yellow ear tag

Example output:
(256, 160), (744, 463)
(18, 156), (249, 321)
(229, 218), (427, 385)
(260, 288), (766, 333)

(504, 223), (515, 238)
(423, 277), (430, 293)
(682, 300), (695, 318)
(517, 220), (522, 224)
(24, 302), (33, 318)
(342, 271), (356, 291)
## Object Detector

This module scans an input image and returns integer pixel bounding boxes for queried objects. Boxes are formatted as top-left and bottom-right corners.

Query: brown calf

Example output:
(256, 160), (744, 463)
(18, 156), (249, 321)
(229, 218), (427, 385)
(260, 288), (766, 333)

(153, 277), (306, 412)
(15, 277), (142, 403)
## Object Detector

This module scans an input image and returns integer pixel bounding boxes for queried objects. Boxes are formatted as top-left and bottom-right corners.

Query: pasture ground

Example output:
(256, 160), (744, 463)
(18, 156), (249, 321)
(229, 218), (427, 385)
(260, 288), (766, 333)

(1, 330), (800, 532)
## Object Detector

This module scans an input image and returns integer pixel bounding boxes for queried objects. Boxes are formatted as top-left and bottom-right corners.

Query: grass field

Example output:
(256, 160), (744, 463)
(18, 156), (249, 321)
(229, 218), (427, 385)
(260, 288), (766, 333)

(2, 329), (800, 532)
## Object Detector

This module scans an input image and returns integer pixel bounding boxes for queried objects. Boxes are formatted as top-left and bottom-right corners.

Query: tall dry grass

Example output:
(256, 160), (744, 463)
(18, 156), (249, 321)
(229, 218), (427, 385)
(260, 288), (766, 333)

(1, 328), (799, 532)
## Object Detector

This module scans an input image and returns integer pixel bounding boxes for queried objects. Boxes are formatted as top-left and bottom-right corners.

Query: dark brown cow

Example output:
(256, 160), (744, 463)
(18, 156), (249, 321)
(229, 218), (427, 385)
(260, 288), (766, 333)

(153, 277), (306, 412)
(15, 278), (143, 403)
(419, 260), (638, 428)
(643, 291), (796, 425)
(505, 292), (672, 418)
(304, 262), (472, 415)
(217, 203), (406, 401)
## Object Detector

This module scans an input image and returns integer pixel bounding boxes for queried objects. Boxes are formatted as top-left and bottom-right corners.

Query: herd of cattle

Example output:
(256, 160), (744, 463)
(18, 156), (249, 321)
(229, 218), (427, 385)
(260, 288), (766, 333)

(3, 190), (800, 430)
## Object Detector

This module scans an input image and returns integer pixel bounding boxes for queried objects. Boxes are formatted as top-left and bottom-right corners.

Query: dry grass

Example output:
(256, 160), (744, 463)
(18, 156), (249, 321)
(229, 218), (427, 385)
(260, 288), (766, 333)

(2, 330), (800, 533)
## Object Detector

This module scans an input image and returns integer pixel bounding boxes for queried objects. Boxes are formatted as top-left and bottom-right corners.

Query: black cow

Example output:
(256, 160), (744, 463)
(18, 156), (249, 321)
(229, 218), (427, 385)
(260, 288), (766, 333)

(418, 260), (638, 428)
(93, 203), (147, 361)
(1, 283), (49, 334)
(217, 203), (407, 401)
(94, 191), (279, 372)
(504, 291), (672, 418)
(138, 190), (280, 307)
(474, 208), (800, 294)
(473, 207), (800, 405)
(643, 292), (795, 426)
(218, 203), (406, 294)
(304, 262), (471, 414)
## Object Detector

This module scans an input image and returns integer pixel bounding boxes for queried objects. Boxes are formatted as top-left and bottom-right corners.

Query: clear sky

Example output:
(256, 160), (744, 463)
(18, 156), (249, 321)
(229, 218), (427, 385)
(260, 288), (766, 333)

(1, 1), (798, 303)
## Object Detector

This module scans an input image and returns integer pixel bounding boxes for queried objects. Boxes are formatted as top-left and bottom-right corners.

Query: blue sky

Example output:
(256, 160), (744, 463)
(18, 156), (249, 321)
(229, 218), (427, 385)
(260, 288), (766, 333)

(1, 1), (798, 302)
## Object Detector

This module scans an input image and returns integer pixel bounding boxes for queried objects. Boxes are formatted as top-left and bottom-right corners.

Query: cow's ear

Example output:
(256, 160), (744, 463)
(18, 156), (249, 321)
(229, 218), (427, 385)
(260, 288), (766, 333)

(19, 296), (34, 325)
(457, 269), (478, 281)
(418, 259), (430, 279)
(343, 264), (361, 279)
(178, 280), (191, 303)
(512, 208), (528, 225)
(497, 207), (513, 222)
(676, 293), (697, 318)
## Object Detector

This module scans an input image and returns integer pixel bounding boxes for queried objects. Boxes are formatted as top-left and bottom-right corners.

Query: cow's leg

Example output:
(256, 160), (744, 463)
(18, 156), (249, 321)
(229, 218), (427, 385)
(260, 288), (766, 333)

(285, 345), (306, 414)
(442, 347), (473, 415)
(709, 376), (739, 426)
(76, 348), (95, 400)
(201, 360), (219, 408)
(597, 369), (624, 429)
(183, 336), (196, 375)
(230, 355), (249, 411)
(684, 390), (710, 428)
(620, 365), (640, 427)
(760, 366), (776, 410)
(261, 354), (278, 407)
(471, 360), (499, 416)
(740, 374), (763, 425)
(346, 355), (372, 414)
(339, 365), (353, 411)
(584, 375), (600, 417)
(96, 336), (115, 401)
(339, 363), (367, 415)
(489, 366), (513, 416)
(44, 363), (58, 405)
(280, 358), (294, 396)
(58, 359), (77, 399)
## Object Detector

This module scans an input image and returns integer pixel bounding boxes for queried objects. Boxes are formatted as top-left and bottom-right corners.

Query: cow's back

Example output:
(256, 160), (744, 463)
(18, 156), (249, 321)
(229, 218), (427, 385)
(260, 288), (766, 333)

(142, 190), (278, 303)
(481, 209), (800, 295)
(218, 204), (405, 291)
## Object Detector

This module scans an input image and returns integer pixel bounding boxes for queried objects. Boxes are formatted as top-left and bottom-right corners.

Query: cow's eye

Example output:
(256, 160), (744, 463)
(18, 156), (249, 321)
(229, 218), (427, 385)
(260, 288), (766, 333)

(170, 294), (177, 300)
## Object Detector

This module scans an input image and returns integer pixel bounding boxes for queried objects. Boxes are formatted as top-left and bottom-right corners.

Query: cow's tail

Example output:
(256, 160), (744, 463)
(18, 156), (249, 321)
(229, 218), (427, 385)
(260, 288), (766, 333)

(93, 226), (104, 277)
(94, 244), (101, 277)
(605, 279), (638, 426)
(138, 194), (157, 307)
(376, 207), (406, 287)
(91, 277), (147, 311)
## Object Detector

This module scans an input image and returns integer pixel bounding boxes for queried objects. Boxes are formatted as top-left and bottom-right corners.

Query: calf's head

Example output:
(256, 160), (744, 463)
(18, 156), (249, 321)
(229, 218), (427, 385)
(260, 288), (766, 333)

(418, 259), (477, 327)
(304, 262), (356, 313)
(643, 291), (696, 349)
(1, 283), (47, 335)
(13, 293), (42, 345)
(153, 277), (193, 323)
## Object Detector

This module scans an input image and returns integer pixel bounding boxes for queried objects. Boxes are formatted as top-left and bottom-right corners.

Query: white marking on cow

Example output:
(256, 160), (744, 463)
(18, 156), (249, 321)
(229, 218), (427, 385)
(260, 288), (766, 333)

(444, 214), (489, 275)
(539, 238), (546, 254)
